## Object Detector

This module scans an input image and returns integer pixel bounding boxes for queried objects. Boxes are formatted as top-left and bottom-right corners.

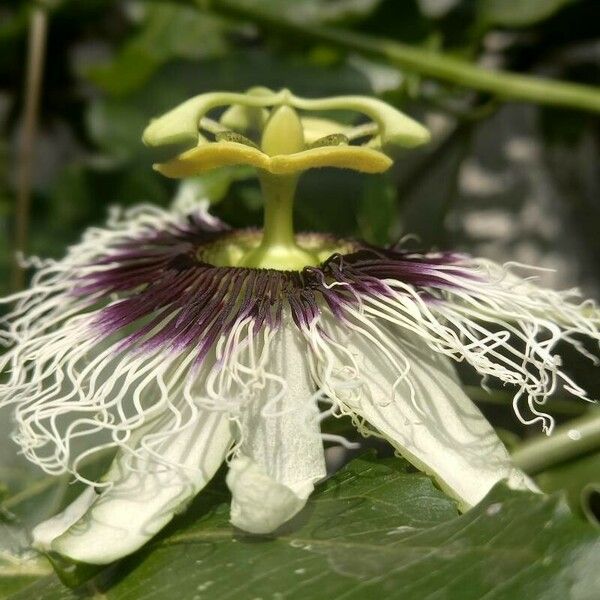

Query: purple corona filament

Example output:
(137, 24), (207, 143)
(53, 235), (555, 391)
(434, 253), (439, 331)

(75, 212), (475, 365)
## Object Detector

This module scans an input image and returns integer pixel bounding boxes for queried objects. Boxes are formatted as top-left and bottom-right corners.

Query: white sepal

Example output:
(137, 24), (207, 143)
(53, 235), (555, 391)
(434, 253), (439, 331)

(31, 487), (97, 552)
(227, 319), (326, 533)
(226, 455), (307, 534)
(312, 318), (537, 510)
(49, 410), (232, 564)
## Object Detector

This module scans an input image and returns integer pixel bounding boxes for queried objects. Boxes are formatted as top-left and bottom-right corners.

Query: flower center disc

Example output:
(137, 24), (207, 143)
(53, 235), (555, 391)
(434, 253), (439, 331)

(198, 230), (355, 270)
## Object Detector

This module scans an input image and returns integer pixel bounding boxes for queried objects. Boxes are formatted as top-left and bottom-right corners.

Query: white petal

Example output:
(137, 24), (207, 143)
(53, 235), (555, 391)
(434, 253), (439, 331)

(227, 319), (325, 533)
(31, 487), (97, 552)
(226, 455), (306, 534)
(314, 319), (536, 510)
(50, 410), (232, 564)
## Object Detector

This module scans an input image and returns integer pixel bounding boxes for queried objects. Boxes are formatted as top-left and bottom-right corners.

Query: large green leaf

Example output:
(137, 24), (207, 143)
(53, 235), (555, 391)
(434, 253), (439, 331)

(4, 454), (600, 599)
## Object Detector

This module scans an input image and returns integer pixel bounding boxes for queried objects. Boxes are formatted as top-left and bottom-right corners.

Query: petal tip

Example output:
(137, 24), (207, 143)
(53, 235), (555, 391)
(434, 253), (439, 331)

(226, 455), (308, 535)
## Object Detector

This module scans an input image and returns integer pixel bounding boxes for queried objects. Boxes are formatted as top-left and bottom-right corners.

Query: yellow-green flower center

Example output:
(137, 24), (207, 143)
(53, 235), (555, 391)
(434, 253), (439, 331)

(199, 230), (356, 269)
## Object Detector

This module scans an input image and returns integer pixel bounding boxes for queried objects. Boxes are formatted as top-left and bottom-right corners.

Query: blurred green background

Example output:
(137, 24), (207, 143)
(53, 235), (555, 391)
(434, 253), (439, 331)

(2, 0), (599, 291)
(1, 0), (599, 517)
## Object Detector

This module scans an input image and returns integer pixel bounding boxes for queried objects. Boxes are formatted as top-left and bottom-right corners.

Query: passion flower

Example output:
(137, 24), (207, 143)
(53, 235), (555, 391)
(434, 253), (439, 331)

(1, 88), (597, 566)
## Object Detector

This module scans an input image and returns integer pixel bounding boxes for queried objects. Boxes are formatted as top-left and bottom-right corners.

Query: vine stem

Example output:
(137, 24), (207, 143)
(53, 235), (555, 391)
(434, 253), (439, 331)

(512, 411), (600, 475)
(464, 385), (588, 416)
(12, 5), (48, 291)
(199, 0), (600, 113)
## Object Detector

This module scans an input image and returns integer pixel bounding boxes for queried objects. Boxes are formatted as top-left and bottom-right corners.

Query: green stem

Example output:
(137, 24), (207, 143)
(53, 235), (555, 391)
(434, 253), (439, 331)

(12, 4), (48, 291)
(202, 0), (600, 114)
(512, 411), (600, 475)
(465, 385), (589, 417)
(239, 174), (318, 269)
(259, 174), (298, 250)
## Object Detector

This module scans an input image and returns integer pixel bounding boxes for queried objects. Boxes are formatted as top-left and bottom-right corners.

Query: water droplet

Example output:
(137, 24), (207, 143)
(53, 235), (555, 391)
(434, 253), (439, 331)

(386, 525), (416, 535)
(197, 581), (213, 592)
(486, 502), (502, 516)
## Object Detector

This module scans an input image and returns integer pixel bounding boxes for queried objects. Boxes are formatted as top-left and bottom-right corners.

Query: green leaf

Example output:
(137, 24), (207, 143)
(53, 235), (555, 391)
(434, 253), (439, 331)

(85, 4), (228, 96)
(478, 0), (576, 28)
(537, 451), (600, 526)
(0, 523), (52, 599)
(357, 172), (397, 245)
(6, 454), (600, 599)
